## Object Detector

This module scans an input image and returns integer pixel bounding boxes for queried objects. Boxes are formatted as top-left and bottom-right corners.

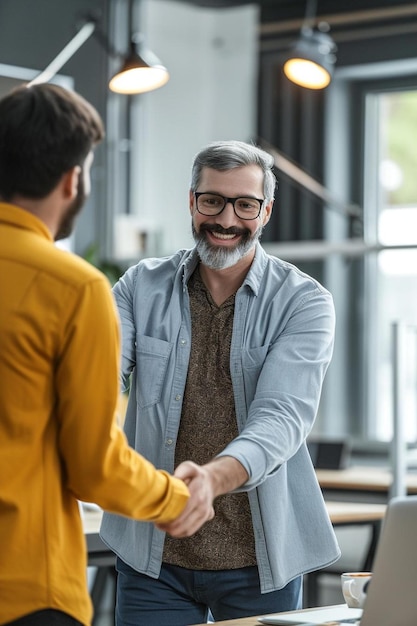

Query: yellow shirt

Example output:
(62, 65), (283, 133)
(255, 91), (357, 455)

(0, 203), (189, 625)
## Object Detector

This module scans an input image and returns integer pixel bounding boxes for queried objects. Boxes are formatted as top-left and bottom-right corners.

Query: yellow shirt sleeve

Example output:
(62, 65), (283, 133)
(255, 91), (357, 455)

(55, 274), (189, 522)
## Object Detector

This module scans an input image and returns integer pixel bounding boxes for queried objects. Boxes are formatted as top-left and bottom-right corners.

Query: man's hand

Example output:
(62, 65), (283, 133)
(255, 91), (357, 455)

(156, 456), (249, 538)
(156, 461), (215, 537)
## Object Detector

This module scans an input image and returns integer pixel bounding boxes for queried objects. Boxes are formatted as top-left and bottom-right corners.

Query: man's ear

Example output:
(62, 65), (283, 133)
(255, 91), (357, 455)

(189, 190), (195, 215)
(262, 200), (273, 226)
(62, 165), (81, 200)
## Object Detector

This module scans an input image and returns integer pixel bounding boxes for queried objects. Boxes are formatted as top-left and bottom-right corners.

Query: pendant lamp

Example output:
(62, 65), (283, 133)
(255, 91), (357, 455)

(283, 0), (337, 90)
(109, 0), (169, 94)
(109, 39), (169, 94)
(29, 0), (169, 96)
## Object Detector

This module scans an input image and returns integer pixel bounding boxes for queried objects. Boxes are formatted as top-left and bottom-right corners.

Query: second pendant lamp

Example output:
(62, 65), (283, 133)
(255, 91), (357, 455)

(282, 0), (337, 90)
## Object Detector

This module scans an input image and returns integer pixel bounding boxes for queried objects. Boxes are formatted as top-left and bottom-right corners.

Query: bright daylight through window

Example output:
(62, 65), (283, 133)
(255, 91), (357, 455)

(366, 89), (417, 442)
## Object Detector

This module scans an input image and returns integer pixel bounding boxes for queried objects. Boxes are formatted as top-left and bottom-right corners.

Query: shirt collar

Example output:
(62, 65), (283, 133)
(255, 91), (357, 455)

(180, 243), (267, 296)
(0, 201), (53, 242)
(241, 243), (268, 296)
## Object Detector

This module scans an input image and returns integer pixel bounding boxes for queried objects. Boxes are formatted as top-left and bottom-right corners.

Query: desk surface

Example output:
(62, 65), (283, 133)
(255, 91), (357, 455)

(191, 614), (275, 626)
(316, 465), (417, 493)
(325, 500), (385, 523)
(83, 507), (107, 556)
(190, 603), (349, 626)
(83, 507), (103, 535)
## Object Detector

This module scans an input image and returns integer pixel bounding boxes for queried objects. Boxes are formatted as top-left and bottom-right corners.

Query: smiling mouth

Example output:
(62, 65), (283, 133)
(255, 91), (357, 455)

(209, 231), (239, 241)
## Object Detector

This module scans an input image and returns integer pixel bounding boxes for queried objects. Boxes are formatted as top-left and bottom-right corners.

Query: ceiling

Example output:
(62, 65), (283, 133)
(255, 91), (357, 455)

(179, 1), (417, 25)
(179, 0), (417, 53)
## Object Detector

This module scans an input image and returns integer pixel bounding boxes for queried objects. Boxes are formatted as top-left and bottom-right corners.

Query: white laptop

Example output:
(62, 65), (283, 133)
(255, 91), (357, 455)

(259, 495), (417, 626)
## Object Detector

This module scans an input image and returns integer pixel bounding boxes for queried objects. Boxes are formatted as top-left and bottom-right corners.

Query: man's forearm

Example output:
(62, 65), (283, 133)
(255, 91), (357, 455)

(204, 455), (249, 498)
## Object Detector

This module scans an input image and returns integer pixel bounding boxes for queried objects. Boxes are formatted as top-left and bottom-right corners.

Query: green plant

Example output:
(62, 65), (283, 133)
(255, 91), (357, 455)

(82, 243), (125, 286)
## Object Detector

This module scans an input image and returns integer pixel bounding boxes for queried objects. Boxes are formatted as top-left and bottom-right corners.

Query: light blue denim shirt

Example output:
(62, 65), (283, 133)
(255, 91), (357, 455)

(100, 243), (340, 592)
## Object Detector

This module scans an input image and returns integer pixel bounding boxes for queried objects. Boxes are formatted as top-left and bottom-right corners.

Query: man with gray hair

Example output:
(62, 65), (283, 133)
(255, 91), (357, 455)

(101, 140), (340, 625)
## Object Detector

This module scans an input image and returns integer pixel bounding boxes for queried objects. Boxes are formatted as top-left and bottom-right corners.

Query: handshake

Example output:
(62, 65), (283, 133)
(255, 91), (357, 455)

(156, 456), (248, 538)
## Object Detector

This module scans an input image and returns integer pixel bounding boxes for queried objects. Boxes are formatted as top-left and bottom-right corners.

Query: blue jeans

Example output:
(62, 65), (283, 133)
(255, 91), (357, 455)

(115, 558), (302, 626)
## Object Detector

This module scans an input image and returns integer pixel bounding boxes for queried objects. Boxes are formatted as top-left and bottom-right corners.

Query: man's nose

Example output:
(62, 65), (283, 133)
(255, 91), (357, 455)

(218, 200), (237, 226)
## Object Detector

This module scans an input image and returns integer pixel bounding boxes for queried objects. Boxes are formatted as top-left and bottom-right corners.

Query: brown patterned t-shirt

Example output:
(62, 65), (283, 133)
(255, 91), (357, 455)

(162, 267), (257, 569)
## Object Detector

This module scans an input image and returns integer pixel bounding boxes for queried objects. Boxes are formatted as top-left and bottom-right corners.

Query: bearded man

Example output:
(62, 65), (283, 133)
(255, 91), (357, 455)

(100, 140), (341, 626)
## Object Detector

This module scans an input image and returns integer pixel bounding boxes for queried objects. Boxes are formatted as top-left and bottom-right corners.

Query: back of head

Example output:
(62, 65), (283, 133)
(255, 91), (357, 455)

(190, 140), (277, 202)
(0, 83), (104, 201)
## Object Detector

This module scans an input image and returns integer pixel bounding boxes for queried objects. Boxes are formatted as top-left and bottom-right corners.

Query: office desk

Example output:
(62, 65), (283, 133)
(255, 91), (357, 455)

(317, 466), (417, 501)
(191, 603), (350, 625)
(305, 501), (385, 606)
(84, 507), (108, 560)
(83, 507), (115, 624)
(325, 500), (386, 569)
(324, 500), (386, 571)
(325, 500), (385, 525)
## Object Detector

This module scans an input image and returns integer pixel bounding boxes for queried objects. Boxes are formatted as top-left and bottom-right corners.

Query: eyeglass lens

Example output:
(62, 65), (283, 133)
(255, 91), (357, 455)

(196, 193), (262, 220)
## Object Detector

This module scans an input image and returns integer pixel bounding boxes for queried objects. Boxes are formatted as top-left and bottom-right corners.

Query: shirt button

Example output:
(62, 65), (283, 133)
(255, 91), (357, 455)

(175, 394), (181, 401)
(180, 339), (187, 345)
(166, 438), (173, 445)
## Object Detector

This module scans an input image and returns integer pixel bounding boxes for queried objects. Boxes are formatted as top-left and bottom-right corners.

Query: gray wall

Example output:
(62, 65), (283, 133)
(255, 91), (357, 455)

(0, 0), (259, 264)
(0, 0), (110, 258)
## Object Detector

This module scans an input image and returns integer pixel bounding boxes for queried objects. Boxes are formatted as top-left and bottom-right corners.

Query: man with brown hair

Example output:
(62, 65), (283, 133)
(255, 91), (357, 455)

(0, 84), (193, 626)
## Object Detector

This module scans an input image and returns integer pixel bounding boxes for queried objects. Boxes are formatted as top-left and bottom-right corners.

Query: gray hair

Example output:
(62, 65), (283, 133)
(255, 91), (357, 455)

(190, 140), (277, 203)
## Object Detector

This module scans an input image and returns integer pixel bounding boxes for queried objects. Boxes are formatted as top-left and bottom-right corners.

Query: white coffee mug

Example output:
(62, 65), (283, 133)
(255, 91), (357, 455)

(341, 572), (372, 609)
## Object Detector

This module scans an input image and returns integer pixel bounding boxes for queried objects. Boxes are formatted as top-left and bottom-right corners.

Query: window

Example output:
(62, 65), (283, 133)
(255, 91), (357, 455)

(364, 89), (417, 442)
(322, 66), (417, 446)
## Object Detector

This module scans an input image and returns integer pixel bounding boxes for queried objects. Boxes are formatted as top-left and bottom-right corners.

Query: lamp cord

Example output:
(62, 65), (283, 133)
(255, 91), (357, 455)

(302, 0), (318, 32)
(128, 0), (134, 39)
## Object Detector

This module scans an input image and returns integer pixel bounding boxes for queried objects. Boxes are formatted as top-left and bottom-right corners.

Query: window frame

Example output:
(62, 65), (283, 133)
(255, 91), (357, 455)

(324, 63), (417, 445)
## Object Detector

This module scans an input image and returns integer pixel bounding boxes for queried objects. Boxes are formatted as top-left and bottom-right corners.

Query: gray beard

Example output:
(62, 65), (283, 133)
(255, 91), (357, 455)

(192, 222), (264, 270)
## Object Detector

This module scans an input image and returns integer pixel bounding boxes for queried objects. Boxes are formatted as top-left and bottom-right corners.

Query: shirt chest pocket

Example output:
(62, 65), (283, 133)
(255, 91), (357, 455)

(241, 344), (269, 403)
(135, 334), (173, 409)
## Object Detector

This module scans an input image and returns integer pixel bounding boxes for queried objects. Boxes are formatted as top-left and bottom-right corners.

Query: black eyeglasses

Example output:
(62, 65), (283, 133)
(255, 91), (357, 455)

(194, 192), (264, 220)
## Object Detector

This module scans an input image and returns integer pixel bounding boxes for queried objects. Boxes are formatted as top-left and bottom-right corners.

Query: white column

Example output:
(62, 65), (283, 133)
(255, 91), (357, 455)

(390, 321), (408, 499)
(122, 0), (259, 259)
